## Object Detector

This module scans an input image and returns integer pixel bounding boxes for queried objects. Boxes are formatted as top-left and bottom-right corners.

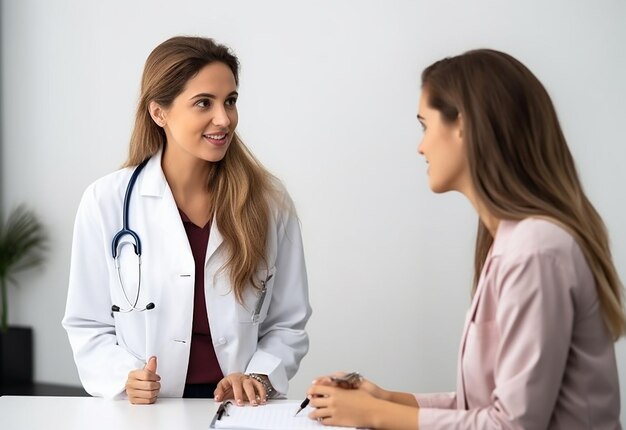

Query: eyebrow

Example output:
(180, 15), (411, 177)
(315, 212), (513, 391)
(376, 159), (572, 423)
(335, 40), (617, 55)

(190, 91), (238, 100)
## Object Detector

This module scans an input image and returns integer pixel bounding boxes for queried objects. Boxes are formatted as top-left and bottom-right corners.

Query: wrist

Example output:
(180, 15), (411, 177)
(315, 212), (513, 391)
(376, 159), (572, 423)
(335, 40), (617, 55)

(367, 397), (387, 429)
(246, 373), (276, 398)
(374, 386), (391, 401)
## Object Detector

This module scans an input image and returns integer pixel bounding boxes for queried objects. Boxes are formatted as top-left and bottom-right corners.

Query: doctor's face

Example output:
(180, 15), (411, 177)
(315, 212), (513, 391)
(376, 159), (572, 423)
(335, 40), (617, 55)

(417, 89), (469, 194)
(158, 62), (239, 163)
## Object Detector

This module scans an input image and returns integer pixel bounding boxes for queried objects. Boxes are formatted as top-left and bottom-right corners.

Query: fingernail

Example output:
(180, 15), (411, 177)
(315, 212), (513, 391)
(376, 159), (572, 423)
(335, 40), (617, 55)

(215, 395), (221, 401)
(237, 399), (242, 405)
(311, 379), (317, 384)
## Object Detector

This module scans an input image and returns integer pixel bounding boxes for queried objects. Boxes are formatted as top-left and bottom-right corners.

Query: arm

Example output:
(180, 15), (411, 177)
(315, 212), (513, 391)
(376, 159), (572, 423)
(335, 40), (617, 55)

(419, 251), (574, 429)
(244, 195), (312, 396)
(62, 184), (145, 399)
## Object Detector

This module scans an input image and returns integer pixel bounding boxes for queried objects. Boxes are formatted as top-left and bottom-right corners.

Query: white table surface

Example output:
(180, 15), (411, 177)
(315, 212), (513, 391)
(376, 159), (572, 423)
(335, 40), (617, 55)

(0, 396), (296, 430)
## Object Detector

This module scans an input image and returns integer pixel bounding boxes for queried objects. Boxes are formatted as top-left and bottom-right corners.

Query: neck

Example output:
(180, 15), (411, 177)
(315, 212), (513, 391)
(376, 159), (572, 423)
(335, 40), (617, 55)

(161, 146), (211, 201)
(463, 186), (500, 238)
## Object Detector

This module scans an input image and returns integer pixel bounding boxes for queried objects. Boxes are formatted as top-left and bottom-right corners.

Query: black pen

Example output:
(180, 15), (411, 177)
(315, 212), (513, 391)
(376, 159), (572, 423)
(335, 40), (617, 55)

(210, 401), (231, 428)
(294, 397), (309, 416)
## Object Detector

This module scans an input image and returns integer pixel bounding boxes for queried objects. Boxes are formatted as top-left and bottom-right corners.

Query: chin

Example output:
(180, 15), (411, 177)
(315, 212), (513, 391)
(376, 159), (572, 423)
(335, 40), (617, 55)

(429, 181), (450, 194)
(201, 147), (229, 163)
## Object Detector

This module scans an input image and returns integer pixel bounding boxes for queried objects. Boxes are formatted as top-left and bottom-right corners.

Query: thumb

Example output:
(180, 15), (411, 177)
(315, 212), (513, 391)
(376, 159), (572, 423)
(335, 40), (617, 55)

(144, 356), (157, 374)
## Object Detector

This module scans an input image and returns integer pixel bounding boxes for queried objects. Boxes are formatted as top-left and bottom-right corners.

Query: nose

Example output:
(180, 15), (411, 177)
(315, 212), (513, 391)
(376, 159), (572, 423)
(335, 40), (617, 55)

(212, 104), (231, 128)
(417, 139), (425, 155)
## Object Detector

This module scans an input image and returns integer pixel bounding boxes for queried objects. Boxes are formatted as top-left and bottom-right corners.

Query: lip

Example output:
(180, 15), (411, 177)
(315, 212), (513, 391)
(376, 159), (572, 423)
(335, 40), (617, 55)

(203, 131), (230, 147)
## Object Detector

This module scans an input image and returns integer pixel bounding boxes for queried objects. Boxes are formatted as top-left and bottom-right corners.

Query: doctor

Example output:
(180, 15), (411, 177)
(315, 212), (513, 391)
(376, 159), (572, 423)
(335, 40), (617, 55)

(63, 36), (311, 404)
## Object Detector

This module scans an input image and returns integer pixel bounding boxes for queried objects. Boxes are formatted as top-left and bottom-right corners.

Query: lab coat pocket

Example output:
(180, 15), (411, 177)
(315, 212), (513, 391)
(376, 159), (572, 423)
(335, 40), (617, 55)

(463, 319), (498, 405)
(237, 267), (276, 324)
(112, 311), (146, 361)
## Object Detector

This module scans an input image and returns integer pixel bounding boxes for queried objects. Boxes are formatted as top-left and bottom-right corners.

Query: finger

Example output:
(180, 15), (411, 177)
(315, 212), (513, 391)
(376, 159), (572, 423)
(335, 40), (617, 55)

(144, 356), (157, 374)
(129, 369), (161, 382)
(312, 371), (347, 384)
(127, 380), (161, 392)
(308, 395), (331, 409)
(231, 376), (246, 406)
(307, 384), (335, 397)
(242, 378), (260, 406)
(129, 394), (158, 405)
(214, 378), (232, 402)
(308, 406), (332, 420)
(127, 387), (159, 402)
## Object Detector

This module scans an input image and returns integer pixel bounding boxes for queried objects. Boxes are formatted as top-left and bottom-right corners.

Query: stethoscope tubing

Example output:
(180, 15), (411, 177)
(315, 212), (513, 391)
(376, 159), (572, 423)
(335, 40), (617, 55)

(111, 159), (152, 313)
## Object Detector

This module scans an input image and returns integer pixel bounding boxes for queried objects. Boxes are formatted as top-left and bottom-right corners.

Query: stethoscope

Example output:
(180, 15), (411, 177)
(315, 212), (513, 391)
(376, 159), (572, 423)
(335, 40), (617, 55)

(109, 158), (272, 320)
(111, 159), (154, 313)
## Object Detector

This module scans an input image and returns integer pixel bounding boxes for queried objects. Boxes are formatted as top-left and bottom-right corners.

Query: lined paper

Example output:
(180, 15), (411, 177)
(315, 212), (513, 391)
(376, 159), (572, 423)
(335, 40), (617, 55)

(213, 401), (358, 429)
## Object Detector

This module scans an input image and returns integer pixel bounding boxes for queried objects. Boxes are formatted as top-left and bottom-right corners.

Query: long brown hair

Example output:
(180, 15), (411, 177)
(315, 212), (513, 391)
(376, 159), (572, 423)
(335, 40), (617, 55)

(421, 49), (626, 339)
(125, 36), (277, 303)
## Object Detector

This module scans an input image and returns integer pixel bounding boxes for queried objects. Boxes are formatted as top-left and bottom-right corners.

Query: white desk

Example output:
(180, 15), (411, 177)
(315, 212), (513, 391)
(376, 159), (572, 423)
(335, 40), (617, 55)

(0, 396), (239, 429)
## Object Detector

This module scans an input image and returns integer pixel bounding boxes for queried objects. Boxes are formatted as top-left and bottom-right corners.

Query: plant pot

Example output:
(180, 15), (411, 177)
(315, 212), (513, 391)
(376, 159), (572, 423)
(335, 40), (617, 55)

(0, 326), (33, 385)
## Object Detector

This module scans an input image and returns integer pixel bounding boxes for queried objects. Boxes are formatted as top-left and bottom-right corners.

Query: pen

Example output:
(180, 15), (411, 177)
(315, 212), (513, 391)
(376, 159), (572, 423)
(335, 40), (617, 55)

(295, 372), (363, 416)
(294, 397), (309, 416)
(210, 400), (231, 428)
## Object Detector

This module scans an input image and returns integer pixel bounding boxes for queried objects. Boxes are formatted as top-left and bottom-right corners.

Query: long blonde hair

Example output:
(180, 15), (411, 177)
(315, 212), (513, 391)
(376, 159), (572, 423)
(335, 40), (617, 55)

(421, 49), (626, 340)
(125, 36), (276, 302)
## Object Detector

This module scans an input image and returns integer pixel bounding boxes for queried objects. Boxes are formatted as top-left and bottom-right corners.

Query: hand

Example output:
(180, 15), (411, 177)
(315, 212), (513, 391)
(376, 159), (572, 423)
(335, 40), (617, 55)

(125, 356), (161, 404)
(312, 372), (389, 400)
(307, 383), (380, 428)
(214, 372), (268, 406)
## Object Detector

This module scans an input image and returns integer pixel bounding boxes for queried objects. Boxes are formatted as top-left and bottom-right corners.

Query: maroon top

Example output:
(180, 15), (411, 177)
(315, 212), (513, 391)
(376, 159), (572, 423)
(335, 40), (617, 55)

(179, 209), (224, 384)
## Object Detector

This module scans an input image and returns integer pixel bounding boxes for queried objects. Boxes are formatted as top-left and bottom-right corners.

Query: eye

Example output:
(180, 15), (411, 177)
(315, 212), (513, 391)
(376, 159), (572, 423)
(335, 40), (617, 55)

(225, 97), (238, 108)
(195, 99), (212, 109)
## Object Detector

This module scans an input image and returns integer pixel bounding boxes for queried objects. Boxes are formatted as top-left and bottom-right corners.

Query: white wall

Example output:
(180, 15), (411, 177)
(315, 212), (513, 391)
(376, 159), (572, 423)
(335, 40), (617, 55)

(2, 0), (625, 422)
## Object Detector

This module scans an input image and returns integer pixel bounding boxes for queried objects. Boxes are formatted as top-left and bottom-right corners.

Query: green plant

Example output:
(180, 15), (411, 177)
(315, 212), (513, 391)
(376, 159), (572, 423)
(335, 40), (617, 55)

(0, 205), (47, 333)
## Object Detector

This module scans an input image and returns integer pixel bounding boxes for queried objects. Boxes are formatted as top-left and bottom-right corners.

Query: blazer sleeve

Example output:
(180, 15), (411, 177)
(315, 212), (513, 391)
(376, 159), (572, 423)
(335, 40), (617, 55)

(414, 392), (457, 409)
(419, 251), (575, 429)
(244, 194), (312, 396)
(62, 184), (144, 399)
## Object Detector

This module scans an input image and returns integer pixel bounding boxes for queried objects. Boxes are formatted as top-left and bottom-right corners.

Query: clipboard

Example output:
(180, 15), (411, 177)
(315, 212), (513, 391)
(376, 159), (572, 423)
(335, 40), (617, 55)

(210, 400), (357, 429)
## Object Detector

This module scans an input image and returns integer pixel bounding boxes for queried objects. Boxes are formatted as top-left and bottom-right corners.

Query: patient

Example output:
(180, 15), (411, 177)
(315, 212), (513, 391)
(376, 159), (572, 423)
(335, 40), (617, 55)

(307, 49), (624, 429)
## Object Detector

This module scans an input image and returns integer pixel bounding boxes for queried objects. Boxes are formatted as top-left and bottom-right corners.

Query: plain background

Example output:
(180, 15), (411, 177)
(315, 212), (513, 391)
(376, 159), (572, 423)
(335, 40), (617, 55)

(1, 0), (624, 423)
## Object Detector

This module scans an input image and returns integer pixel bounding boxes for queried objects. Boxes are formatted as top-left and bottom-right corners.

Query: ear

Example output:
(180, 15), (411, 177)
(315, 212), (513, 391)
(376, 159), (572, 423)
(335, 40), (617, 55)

(148, 101), (166, 127)
(455, 113), (464, 141)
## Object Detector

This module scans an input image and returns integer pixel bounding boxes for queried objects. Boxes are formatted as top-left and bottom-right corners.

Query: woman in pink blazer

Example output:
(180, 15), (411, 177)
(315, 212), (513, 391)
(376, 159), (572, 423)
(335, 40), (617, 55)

(307, 49), (625, 429)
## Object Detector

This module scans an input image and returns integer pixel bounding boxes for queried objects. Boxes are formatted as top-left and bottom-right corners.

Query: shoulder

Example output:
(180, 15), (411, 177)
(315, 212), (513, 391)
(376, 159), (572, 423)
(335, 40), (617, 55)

(79, 167), (134, 207)
(493, 218), (588, 277)
(266, 177), (298, 220)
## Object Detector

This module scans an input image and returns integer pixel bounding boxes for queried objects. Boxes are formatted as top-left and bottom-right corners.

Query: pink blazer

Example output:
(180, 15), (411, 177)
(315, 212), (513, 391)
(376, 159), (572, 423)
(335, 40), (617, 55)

(415, 219), (621, 429)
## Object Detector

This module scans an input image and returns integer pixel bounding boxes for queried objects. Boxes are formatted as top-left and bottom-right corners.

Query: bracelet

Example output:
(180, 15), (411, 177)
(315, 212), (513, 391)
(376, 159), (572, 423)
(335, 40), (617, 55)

(246, 373), (276, 398)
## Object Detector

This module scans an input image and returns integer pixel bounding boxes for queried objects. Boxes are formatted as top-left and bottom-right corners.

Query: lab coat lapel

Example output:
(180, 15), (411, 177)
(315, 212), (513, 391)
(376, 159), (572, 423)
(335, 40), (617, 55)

(206, 215), (224, 264)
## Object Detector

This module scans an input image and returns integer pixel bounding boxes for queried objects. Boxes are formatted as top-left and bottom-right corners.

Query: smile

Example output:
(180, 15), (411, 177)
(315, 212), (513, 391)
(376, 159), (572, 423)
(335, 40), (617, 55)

(203, 132), (229, 146)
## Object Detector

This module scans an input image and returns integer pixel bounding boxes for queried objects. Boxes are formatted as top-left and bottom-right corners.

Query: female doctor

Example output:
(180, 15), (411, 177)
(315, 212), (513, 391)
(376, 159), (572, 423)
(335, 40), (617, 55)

(62, 36), (311, 404)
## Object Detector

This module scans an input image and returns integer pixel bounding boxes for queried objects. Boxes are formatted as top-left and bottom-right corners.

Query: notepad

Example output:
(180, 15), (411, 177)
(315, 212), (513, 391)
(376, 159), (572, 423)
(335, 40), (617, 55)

(211, 401), (358, 429)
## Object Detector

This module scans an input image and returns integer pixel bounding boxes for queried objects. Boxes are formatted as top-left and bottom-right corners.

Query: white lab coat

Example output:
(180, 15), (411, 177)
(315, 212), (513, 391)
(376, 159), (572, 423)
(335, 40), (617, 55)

(62, 150), (311, 399)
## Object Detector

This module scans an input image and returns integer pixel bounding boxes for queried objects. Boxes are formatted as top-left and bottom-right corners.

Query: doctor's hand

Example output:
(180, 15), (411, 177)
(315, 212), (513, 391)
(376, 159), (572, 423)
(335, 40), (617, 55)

(214, 372), (268, 406)
(125, 356), (161, 404)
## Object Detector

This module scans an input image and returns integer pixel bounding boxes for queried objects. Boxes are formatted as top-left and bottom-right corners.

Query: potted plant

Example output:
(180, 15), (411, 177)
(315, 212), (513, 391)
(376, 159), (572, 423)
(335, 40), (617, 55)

(0, 205), (47, 386)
